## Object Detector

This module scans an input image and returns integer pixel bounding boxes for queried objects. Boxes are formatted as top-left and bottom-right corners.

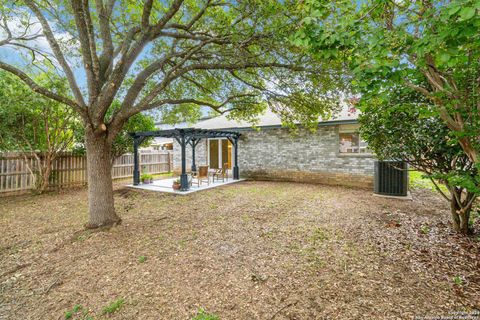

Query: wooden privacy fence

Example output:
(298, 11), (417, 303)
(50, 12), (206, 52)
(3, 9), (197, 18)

(0, 150), (173, 194)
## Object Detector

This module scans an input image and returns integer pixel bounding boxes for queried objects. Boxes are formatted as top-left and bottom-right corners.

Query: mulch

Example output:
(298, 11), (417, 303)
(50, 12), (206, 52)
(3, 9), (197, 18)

(0, 181), (479, 319)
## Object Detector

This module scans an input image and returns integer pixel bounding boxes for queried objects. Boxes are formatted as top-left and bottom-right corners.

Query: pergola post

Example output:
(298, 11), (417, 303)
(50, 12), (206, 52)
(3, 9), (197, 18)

(133, 137), (141, 185)
(180, 133), (189, 191)
(233, 136), (239, 180)
(191, 138), (197, 172)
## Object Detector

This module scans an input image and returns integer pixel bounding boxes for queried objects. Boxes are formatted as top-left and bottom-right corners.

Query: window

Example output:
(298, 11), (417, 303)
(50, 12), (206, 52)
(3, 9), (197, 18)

(338, 125), (369, 154)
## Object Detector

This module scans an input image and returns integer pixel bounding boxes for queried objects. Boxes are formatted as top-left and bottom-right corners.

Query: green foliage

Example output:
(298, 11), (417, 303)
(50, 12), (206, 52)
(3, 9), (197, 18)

(138, 256), (146, 263)
(310, 227), (329, 244)
(0, 70), (78, 152)
(409, 171), (436, 191)
(299, 0), (480, 159)
(63, 304), (93, 320)
(192, 308), (220, 320)
(410, 171), (449, 194)
(72, 305), (82, 313)
(358, 85), (478, 195)
(102, 298), (124, 315)
(0, 70), (79, 191)
(420, 225), (430, 235)
(453, 275), (464, 286)
(2, 0), (345, 132)
(140, 173), (153, 182)
(73, 101), (156, 158)
(358, 82), (478, 233)
(111, 112), (156, 159)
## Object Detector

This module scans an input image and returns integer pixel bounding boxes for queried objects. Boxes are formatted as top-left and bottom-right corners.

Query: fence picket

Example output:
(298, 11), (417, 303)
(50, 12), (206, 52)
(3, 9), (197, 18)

(0, 151), (172, 194)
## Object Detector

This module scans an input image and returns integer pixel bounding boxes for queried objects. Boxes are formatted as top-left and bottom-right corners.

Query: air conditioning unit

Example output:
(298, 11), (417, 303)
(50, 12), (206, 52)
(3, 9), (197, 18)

(374, 161), (408, 197)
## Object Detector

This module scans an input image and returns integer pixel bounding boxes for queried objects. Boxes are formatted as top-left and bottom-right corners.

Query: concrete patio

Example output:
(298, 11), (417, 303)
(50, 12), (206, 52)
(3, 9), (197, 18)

(128, 176), (245, 194)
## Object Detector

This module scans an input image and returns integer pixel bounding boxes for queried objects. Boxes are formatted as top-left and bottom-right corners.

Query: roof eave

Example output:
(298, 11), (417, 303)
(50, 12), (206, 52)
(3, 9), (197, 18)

(200, 118), (359, 132)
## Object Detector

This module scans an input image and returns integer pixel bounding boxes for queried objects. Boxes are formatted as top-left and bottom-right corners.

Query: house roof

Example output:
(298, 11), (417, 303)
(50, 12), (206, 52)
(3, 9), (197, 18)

(154, 116), (213, 130)
(195, 107), (359, 130)
(150, 108), (358, 144)
(153, 116), (214, 145)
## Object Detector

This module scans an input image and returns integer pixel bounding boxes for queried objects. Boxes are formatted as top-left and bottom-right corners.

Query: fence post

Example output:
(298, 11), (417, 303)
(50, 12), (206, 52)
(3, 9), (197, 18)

(1, 150), (171, 194)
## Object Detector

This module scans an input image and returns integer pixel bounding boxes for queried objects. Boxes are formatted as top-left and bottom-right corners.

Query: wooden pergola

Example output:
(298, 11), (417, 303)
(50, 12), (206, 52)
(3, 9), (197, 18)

(130, 128), (241, 191)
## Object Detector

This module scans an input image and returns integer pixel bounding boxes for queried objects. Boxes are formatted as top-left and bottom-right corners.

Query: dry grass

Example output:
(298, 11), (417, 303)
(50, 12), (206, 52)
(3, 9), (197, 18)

(0, 181), (479, 320)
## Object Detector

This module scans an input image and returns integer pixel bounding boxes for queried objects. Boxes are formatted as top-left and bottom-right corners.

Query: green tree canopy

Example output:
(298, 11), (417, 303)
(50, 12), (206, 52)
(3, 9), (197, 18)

(0, 70), (78, 191)
(359, 85), (478, 233)
(298, 0), (480, 164)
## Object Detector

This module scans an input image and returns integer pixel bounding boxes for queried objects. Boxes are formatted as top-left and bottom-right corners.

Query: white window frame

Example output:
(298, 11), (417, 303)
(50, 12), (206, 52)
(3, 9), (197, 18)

(338, 124), (371, 156)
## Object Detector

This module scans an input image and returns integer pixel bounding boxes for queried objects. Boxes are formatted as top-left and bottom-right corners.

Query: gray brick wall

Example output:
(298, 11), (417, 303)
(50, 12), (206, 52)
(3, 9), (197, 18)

(173, 139), (208, 172)
(173, 125), (375, 187)
(238, 126), (374, 176)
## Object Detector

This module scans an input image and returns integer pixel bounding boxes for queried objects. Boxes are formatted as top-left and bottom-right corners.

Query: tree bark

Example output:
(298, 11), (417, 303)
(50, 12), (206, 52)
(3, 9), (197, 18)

(450, 198), (461, 231)
(457, 209), (470, 234)
(449, 188), (473, 234)
(30, 152), (52, 194)
(38, 156), (52, 193)
(84, 129), (121, 228)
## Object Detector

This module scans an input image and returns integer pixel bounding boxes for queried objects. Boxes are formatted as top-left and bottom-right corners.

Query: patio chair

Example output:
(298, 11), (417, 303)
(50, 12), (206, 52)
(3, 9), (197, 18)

(213, 163), (229, 182)
(191, 165), (210, 187)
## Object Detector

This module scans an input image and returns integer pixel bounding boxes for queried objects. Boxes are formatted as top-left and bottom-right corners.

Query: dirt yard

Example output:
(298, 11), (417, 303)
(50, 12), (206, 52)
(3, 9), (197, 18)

(0, 181), (479, 319)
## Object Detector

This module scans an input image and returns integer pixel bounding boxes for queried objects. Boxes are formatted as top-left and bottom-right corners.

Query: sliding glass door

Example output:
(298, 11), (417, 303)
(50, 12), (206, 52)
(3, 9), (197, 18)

(209, 139), (232, 169)
(209, 139), (219, 169)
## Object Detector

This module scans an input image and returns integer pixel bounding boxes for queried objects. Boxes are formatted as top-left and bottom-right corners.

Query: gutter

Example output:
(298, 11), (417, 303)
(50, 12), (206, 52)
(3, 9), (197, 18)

(199, 119), (359, 132)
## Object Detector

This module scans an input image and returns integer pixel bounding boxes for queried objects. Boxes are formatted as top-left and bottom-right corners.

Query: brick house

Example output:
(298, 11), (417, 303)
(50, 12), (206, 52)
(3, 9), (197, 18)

(172, 108), (375, 189)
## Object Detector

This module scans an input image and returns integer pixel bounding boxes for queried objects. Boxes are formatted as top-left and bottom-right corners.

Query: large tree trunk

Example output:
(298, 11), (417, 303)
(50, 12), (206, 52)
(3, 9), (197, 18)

(84, 130), (121, 228)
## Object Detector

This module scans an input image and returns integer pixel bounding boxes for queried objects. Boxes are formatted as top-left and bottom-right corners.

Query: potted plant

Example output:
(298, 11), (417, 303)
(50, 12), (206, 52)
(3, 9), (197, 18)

(141, 173), (153, 184)
(172, 178), (181, 190)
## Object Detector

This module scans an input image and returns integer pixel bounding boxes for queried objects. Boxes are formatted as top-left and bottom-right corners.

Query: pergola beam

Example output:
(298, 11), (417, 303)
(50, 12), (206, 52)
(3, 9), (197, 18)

(130, 128), (241, 140)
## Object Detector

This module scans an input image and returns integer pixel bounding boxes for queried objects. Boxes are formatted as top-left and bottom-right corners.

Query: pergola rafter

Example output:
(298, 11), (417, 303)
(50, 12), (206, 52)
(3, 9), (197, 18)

(130, 128), (241, 191)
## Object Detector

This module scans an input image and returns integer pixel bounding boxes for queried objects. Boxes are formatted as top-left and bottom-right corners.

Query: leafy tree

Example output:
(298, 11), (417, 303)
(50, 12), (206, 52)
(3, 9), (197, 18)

(359, 86), (478, 234)
(0, 70), (78, 192)
(298, 0), (480, 167)
(73, 102), (156, 160)
(111, 111), (156, 159)
(0, 0), (342, 228)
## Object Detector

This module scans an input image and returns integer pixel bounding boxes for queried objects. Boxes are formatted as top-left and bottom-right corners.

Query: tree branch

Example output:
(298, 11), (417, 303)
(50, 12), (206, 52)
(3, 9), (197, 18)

(165, 0), (214, 31)
(143, 93), (258, 112)
(94, 0), (115, 81)
(119, 40), (211, 112)
(141, 0), (154, 28)
(0, 61), (84, 116)
(150, 0), (184, 35)
(70, 0), (100, 101)
(24, 0), (86, 108)
(405, 81), (461, 131)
